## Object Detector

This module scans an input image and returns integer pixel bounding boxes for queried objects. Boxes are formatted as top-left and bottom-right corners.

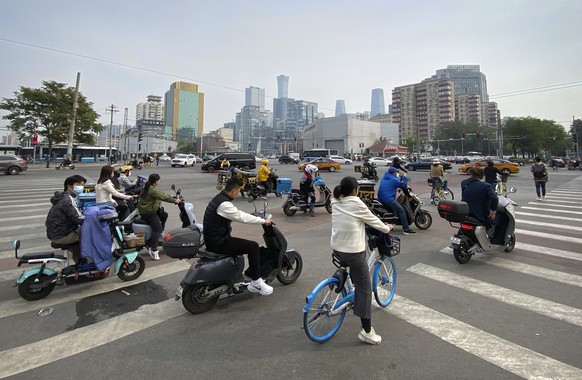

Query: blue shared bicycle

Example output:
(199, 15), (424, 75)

(303, 231), (399, 343)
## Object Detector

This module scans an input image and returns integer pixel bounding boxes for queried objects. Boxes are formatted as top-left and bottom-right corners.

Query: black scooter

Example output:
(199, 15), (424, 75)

(367, 185), (433, 230)
(282, 176), (332, 216)
(55, 161), (75, 170)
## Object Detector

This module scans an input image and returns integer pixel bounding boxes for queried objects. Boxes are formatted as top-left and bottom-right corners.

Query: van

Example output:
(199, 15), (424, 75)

(201, 153), (256, 173)
(288, 152), (300, 162)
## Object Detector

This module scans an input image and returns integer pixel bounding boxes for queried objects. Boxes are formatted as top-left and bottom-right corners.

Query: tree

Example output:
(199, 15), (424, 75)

(0, 80), (103, 155)
(502, 117), (569, 158)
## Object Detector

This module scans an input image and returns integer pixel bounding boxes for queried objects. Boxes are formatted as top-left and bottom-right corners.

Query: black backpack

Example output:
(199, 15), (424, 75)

(533, 164), (545, 178)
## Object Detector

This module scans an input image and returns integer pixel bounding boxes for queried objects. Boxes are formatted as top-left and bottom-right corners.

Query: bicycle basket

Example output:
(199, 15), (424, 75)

(366, 226), (400, 257)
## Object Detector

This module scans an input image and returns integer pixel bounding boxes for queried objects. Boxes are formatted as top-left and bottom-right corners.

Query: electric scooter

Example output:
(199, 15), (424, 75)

(282, 176), (332, 216)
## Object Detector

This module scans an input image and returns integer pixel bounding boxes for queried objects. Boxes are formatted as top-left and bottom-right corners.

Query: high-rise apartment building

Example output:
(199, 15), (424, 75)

(455, 94), (482, 125)
(371, 88), (385, 117)
(136, 95), (164, 122)
(335, 100), (346, 116)
(277, 75), (289, 98)
(433, 65), (488, 102)
(164, 82), (204, 143)
(245, 86), (265, 111)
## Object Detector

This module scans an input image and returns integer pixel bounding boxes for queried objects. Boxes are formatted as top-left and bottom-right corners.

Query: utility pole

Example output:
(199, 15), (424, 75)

(106, 104), (118, 163)
(122, 108), (128, 160)
(66, 72), (81, 159)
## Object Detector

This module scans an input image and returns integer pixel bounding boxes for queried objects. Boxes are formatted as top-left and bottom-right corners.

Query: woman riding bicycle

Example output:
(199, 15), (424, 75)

(331, 176), (392, 345)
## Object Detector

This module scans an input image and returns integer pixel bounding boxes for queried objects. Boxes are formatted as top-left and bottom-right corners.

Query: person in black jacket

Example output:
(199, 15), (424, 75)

(483, 160), (500, 186)
(45, 175), (87, 262)
(461, 168), (498, 224)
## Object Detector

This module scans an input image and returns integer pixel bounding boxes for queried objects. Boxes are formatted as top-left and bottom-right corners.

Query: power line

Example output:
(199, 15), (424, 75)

(490, 82), (582, 99)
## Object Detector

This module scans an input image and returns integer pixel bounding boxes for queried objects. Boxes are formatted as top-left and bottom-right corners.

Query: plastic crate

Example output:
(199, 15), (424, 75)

(277, 178), (293, 195)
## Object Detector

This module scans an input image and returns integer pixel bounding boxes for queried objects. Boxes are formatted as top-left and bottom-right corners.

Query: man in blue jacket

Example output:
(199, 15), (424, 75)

(461, 168), (498, 224)
(378, 167), (416, 235)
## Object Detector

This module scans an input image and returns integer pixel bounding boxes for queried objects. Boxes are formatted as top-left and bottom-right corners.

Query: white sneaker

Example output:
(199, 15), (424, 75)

(536, 197), (542, 201)
(358, 327), (382, 345)
(542, 196), (546, 201)
(247, 278), (273, 296)
(148, 249), (160, 261)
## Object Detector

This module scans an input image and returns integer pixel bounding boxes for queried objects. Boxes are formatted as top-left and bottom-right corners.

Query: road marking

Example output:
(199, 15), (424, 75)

(540, 198), (582, 204)
(0, 299), (187, 378)
(514, 242), (582, 262)
(515, 229), (582, 245)
(0, 233), (43, 244)
(439, 247), (582, 288)
(0, 259), (191, 319)
(0, 213), (50, 223)
(407, 263), (582, 325)
(0, 244), (52, 260)
(517, 219), (582, 232)
(526, 203), (582, 209)
(520, 206), (582, 215)
(515, 211), (582, 223)
(0, 203), (51, 209)
(0, 197), (51, 204)
(384, 295), (582, 379)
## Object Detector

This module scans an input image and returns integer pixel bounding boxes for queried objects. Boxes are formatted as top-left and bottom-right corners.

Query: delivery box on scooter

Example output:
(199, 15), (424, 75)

(162, 226), (202, 259)
(357, 179), (375, 205)
(437, 200), (470, 223)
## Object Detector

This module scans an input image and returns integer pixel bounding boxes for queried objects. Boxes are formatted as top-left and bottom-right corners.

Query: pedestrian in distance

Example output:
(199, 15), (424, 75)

(44, 154), (51, 168)
(531, 156), (548, 201)
(331, 176), (392, 345)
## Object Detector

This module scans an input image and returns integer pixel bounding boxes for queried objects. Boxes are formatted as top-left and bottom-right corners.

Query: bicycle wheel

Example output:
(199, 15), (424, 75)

(373, 256), (397, 307)
(441, 188), (454, 201)
(303, 278), (348, 343)
(430, 188), (437, 205)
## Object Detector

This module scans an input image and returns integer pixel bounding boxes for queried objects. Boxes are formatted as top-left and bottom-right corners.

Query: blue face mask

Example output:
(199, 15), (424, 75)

(73, 185), (84, 195)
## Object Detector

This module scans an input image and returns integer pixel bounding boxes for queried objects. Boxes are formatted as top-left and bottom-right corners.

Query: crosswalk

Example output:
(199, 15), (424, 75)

(0, 175), (581, 378)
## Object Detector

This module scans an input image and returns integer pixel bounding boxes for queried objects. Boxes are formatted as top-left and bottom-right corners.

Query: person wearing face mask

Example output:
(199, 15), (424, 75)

(95, 165), (133, 220)
(45, 175), (87, 263)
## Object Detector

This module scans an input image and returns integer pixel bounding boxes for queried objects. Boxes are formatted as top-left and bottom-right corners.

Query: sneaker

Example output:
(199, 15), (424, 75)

(148, 249), (160, 261)
(536, 197), (542, 201)
(247, 278), (273, 296)
(403, 229), (417, 236)
(308, 210), (315, 217)
(358, 327), (382, 345)
(542, 196), (546, 201)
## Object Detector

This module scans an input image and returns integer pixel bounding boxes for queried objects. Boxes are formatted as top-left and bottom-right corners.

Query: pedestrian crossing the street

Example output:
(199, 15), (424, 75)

(0, 176), (581, 378)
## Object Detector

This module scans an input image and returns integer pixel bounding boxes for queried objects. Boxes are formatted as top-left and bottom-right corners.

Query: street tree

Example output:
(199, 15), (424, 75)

(504, 117), (569, 157)
(0, 80), (103, 156)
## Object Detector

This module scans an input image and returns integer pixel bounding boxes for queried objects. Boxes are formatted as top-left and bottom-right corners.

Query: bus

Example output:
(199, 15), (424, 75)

(49, 146), (121, 163)
(301, 148), (338, 161)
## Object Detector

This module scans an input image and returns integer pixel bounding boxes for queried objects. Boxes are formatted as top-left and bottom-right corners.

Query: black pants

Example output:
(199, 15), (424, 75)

(207, 237), (260, 280)
(333, 250), (372, 319)
(260, 180), (271, 195)
(141, 211), (168, 250)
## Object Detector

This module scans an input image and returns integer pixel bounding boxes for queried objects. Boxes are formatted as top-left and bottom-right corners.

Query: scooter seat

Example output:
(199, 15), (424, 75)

(51, 242), (71, 249)
(198, 249), (228, 260)
(133, 218), (147, 225)
(20, 252), (66, 260)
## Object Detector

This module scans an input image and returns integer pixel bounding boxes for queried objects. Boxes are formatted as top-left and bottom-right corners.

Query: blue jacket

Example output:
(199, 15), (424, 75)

(378, 172), (408, 204)
(81, 205), (117, 271)
(460, 177), (498, 224)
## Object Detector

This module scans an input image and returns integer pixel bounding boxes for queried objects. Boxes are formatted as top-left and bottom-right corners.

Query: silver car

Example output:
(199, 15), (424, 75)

(1, 154), (28, 175)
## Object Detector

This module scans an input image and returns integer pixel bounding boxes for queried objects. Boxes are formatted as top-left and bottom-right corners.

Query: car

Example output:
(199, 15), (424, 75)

(549, 157), (566, 168)
(279, 155), (299, 164)
(298, 157), (341, 172)
(171, 154), (196, 167)
(367, 157), (390, 166)
(405, 158), (452, 171)
(454, 156), (471, 164)
(201, 152), (256, 173)
(329, 155), (353, 165)
(159, 154), (171, 162)
(458, 159), (520, 175)
(0, 154), (28, 175)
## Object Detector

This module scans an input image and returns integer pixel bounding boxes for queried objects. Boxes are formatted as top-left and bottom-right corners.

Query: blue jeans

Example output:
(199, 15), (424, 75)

(387, 200), (411, 230)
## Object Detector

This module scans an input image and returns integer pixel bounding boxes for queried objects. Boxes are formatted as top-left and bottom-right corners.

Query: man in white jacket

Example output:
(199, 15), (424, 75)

(331, 176), (392, 345)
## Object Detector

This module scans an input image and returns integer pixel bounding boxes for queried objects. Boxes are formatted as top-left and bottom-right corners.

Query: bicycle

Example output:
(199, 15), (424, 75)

(429, 178), (454, 205)
(494, 173), (508, 196)
(303, 231), (400, 343)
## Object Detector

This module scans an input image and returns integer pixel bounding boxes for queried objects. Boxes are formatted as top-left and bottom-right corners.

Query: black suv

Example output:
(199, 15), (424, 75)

(279, 155), (298, 164)
(201, 153), (256, 173)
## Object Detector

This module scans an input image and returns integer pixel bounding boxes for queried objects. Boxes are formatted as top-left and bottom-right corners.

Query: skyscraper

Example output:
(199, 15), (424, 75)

(136, 95), (164, 122)
(433, 65), (488, 102)
(335, 100), (346, 116)
(277, 75), (289, 98)
(371, 89), (385, 117)
(245, 86), (265, 111)
(164, 82), (204, 143)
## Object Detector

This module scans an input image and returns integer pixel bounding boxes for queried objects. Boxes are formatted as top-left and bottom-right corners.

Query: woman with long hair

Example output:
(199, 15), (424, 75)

(137, 174), (181, 260)
(331, 176), (392, 345)
(95, 165), (133, 219)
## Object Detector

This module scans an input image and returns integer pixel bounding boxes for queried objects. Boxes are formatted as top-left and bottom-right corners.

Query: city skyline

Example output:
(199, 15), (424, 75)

(0, 1), (580, 137)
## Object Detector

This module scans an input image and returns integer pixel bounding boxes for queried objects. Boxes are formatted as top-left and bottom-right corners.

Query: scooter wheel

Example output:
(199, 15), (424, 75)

(453, 242), (472, 264)
(504, 233), (516, 252)
(182, 284), (220, 314)
(414, 211), (433, 230)
(117, 256), (146, 281)
(18, 274), (56, 301)
(277, 252), (303, 285)
(283, 201), (297, 216)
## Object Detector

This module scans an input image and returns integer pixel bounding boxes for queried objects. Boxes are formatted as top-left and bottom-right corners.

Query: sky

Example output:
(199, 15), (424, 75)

(1, 0), (581, 138)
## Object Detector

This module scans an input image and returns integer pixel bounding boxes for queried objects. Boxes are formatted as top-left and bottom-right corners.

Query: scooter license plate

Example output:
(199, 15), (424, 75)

(451, 237), (461, 245)
(174, 285), (183, 301)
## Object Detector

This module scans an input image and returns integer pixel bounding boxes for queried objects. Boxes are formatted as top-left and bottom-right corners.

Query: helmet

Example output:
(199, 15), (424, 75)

(305, 164), (318, 175)
(261, 159), (268, 165)
(432, 159), (440, 164)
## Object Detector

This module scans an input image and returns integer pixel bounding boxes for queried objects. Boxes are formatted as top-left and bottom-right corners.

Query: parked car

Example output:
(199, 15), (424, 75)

(298, 157), (341, 172)
(458, 159), (520, 175)
(279, 155), (299, 164)
(159, 154), (171, 162)
(171, 154), (196, 167)
(329, 155), (353, 165)
(454, 156), (471, 164)
(201, 152), (256, 173)
(0, 154), (28, 175)
(368, 157), (390, 166)
(405, 158), (452, 171)
(549, 157), (566, 167)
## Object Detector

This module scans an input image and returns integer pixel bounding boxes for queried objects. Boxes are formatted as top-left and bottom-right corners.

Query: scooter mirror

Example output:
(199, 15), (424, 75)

(171, 184), (175, 191)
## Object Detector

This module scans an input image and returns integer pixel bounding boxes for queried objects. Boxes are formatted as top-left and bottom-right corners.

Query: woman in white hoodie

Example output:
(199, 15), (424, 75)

(95, 165), (133, 219)
(331, 176), (392, 345)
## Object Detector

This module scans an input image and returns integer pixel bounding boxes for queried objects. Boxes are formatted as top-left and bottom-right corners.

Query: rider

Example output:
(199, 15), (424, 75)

(377, 167), (417, 235)
(95, 165), (134, 220)
(300, 163), (318, 217)
(138, 174), (182, 261)
(203, 177), (274, 295)
(429, 159), (448, 192)
(392, 157), (408, 174)
(45, 175), (87, 263)
(331, 176), (392, 345)
(461, 168), (498, 224)
(118, 167), (136, 191)
(483, 160), (501, 186)
(257, 159), (272, 195)
(220, 157), (231, 170)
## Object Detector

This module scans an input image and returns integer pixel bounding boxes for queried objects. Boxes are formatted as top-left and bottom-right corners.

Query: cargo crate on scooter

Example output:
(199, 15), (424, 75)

(78, 192), (96, 211)
(437, 200), (470, 222)
(357, 179), (375, 205)
(276, 178), (293, 196)
(162, 226), (203, 259)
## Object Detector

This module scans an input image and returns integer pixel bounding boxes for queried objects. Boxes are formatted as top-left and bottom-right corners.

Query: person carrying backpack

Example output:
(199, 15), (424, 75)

(531, 156), (548, 201)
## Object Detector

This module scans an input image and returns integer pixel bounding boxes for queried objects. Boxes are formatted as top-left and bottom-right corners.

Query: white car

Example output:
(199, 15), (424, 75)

(171, 154), (196, 167)
(368, 157), (390, 166)
(329, 155), (353, 165)
(159, 154), (171, 162)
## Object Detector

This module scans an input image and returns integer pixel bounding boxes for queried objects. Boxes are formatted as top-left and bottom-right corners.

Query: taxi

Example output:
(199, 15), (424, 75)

(298, 157), (341, 172)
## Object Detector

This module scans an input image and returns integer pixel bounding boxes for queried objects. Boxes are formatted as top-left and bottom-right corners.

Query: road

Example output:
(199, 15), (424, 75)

(0, 162), (581, 379)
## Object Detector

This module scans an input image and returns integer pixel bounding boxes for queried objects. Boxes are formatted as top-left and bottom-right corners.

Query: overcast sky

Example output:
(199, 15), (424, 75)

(1, 0), (581, 137)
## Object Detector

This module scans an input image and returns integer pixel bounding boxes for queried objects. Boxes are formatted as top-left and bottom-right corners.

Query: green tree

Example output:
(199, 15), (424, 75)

(0, 80), (103, 155)
(503, 117), (569, 158)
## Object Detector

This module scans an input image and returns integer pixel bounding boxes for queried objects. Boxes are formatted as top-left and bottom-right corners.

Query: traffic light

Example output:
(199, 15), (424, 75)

(573, 133), (578, 144)
(138, 132), (143, 142)
(461, 131), (465, 139)
(476, 130), (480, 137)
(32, 134), (38, 145)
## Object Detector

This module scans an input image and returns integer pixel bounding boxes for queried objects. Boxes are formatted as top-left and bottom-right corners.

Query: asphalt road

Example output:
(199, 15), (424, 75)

(0, 162), (581, 379)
